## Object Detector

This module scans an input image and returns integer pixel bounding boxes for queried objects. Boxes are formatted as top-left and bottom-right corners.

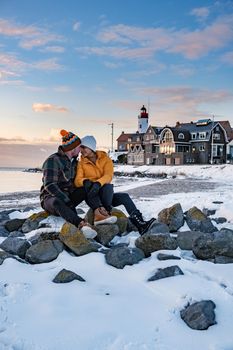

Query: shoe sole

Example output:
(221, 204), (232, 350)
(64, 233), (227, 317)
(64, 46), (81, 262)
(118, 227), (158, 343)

(94, 216), (117, 225)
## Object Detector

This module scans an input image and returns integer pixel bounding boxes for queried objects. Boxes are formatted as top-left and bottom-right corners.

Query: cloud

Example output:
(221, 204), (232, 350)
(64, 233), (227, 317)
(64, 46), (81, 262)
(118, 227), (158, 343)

(73, 21), (81, 32)
(41, 46), (65, 53)
(53, 85), (71, 92)
(0, 52), (26, 70)
(76, 15), (233, 60)
(113, 86), (233, 126)
(0, 19), (39, 37)
(221, 50), (233, 65)
(0, 18), (63, 50)
(103, 61), (122, 69)
(32, 103), (69, 113)
(0, 137), (26, 142)
(190, 7), (210, 20)
(33, 58), (64, 71)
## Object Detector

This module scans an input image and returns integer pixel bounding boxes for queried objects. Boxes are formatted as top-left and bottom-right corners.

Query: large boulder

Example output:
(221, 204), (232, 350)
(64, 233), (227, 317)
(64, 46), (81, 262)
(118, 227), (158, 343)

(4, 218), (26, 232)
(185, 207), (217, 233)
(105, 245), (145, 269)
(95, 224), (119, 246)
(193, 228), (233, 261)
(180, 300), (216, 330)
(59, 223), (99, 256)
(135, 233), (177, 257)
(29, 231), (60, 245)
(0, 237), (31, 259)
(21, 211), (49, 233)
(177, 231), (203, 250)
(25, 240), (63, 264)
(158, 203), (184, 232)
(144, 221), (170, 235)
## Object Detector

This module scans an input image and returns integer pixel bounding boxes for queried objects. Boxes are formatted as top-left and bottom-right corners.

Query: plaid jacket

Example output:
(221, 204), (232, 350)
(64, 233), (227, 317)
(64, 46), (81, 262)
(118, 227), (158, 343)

(40, 146), (77, 205)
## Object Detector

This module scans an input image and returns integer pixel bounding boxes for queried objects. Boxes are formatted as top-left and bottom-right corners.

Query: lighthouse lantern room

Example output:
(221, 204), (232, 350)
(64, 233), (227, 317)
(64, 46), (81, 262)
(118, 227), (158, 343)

(138, 105), (149, 133)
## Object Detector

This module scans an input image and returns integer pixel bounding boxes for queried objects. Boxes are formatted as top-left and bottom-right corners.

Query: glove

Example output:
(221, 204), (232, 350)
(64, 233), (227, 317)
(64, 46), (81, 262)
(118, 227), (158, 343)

(87, 182), (101, 199)
(83, 179), (93, 193)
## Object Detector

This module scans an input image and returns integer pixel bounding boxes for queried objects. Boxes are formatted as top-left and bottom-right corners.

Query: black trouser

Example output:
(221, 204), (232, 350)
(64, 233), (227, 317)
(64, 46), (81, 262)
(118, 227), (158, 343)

(42, 187), (88, 227)
(89, 184), (137, 215)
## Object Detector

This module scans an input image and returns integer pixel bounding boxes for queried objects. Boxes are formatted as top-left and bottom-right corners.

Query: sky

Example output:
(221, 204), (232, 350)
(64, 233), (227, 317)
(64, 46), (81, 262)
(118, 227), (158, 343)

(0, 0), (233, 167)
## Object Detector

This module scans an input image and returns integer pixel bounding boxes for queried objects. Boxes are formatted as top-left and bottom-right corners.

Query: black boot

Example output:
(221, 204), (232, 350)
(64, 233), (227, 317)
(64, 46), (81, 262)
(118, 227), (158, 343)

(129, 209), (156, 235)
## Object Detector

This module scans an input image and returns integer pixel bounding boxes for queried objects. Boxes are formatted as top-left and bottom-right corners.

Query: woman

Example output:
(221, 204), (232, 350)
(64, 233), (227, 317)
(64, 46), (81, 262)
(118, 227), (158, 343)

(74, 135), (117, 225)
(75, 135), (156, 234)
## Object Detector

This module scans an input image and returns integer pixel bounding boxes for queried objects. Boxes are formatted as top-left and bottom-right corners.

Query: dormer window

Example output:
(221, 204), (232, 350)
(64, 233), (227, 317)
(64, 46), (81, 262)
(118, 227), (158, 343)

(191, 133), (196, 139)
(178, 133), (184, 139)
(199, 132), (206, 139)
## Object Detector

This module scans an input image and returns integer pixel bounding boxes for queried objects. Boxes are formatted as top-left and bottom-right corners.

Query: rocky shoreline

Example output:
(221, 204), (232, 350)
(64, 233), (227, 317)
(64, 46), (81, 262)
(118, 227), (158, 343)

(0, 201), (232, 331)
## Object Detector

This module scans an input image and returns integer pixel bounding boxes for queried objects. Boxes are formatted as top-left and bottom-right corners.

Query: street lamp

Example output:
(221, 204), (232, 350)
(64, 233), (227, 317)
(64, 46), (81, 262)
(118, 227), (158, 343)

(108, 122), (114, 152)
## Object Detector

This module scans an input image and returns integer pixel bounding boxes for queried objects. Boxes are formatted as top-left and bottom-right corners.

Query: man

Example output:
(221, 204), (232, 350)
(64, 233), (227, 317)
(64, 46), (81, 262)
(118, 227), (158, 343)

(40, 129), (97, 238)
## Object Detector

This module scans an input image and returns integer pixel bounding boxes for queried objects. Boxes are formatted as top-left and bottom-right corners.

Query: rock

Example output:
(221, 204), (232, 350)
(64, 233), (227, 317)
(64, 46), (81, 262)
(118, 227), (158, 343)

(59, 222), (99, 256)
(21, 211), (49, 233)
(0, 209), (17, 223)
(0, 237), (31, 259)
(214, 256), (233, 264)
(177, 231), (203, 250)
(85, 207), (128, 234)
(53, 269), (85, 283)
(144, 221), (170, 235)
(0, 226), (10, 237)
(192, 228), (233, 261)
(202, 208), (216, 216)
(212, 217), (227, 224)
(180, 300), (216, 330)
(0, 251), (26, 265)
(95, 224), (119, 246)
(25, 240), (63, 264)
(29, 231), (60, 245)
(4, 218), (26, 232)
(105, 245), (145, 269)
(185, 207), (217, 233)
(157, 253), (181, 261)
(135, 233), (177, 257)
(0, 251), (12, 265)
(8, 231), (25, 238)
(148, 265), (184, 281)
(158, 203), (184, 232)
(212, 201), (223, 204)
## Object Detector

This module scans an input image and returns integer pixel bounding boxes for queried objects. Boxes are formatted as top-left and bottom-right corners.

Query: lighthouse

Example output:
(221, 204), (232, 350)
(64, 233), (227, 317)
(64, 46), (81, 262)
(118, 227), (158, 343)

(138, 105), (149, 133)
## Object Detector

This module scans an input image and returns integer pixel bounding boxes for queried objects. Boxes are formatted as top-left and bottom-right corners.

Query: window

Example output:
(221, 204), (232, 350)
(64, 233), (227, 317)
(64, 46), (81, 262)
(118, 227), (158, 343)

(163, 130), (173, 142)
(178, 133), (184, 139)
(137, 137), (140, 141)
(128, 138), (131, 142)
(213, 133), (220, 140)
(191, 133), (196, 139)
(199, 132), (206, 139)
(199, 145), (205, 151)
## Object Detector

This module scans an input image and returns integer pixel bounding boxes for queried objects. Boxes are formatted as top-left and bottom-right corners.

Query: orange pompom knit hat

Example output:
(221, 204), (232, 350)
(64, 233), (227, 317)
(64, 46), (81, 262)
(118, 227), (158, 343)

(60, 129), (81, 151)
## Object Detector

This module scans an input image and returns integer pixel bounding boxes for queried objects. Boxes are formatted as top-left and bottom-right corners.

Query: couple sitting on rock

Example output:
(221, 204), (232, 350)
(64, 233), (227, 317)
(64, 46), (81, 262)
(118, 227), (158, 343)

(40, 129), (155, 238)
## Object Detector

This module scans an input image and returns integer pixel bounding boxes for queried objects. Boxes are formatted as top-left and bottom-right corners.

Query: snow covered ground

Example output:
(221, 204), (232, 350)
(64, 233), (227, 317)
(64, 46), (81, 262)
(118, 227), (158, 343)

(0, 165), (233, 350)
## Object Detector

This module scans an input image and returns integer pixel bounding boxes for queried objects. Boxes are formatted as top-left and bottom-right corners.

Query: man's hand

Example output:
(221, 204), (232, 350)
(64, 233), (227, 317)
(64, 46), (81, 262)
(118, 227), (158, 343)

(83, 179), (93, 193)
(87, 182), (101, 198)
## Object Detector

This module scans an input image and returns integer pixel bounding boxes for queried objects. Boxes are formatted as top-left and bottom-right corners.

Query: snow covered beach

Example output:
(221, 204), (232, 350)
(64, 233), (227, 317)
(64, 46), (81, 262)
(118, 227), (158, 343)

(0, 164), (233, 350)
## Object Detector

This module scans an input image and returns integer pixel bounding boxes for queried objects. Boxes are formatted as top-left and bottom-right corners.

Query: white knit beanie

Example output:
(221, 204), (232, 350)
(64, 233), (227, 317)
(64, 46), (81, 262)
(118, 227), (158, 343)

(81, 135), (97, 152)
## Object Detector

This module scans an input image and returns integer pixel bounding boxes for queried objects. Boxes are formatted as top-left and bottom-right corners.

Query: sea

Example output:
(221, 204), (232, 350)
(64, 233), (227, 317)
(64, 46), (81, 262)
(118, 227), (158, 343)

(0, 167), (43, 194)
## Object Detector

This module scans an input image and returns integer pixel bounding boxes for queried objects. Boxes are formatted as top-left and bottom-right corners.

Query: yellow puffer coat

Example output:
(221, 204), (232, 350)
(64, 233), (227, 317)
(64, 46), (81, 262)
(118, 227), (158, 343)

(74, 151), (113, 187)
